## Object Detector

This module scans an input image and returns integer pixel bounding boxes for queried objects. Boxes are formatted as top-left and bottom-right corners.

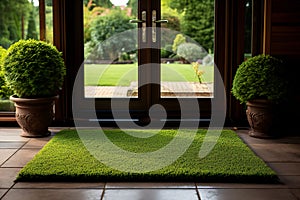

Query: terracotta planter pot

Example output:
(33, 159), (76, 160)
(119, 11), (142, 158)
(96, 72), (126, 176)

(10, 95), (58, 138)
(246, 99), (279, 138)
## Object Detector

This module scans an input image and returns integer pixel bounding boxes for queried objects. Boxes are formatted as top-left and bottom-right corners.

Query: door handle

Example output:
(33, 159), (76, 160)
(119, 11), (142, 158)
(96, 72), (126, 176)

(129, 19), (144, 23)
(152, 10), (168, 43)
(154, 19), (168, 24)
(130, 11), (147, 43)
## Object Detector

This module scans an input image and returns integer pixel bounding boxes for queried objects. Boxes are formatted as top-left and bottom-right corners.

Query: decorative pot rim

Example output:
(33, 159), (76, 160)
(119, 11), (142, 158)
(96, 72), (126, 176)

(246, 99), (275, 107)
(9, 95), (59, 103)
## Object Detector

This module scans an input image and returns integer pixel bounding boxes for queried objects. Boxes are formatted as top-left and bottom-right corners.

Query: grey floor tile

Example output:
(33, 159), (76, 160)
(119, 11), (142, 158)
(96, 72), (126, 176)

(0, 129), (29, 142)
(2, 189), (103, 200)
(0, 142), (25, 149)
(0, 128), (22, 135)
(0, 189), (8, 198)
(196, 182), (286, 189)
(198, 189), (297, 200)
(0, 149), (18, 165)
(291, 189), (300, 199)
(2, 149), (40, 167)
(13, 182), (105, 189)
(106, 182), (196, 189)
(0, 168), (20, 188)
(237, 130), (278, 145)
(268, 163), (300, 175)
(249, 144), (300, 162)
(22, 137), (52, 149)
(237, 130), (300, 145)
(103, 189), (199, 200)
(278, 176), (300, 188)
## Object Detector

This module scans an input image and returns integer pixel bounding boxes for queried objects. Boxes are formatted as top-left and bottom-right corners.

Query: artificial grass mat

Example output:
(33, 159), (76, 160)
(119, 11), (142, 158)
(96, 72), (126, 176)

(16, 129), (278, 183)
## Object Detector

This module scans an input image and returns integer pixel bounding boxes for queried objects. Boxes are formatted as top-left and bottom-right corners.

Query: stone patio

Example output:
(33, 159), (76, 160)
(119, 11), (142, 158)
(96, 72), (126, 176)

(85, 82), (213, 98)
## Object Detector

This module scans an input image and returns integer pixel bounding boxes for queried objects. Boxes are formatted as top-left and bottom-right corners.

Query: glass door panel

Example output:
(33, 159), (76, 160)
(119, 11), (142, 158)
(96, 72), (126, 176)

(80, 0), (215, 121)
(83, 0), (138, 98)
(160, 0), (214, 98)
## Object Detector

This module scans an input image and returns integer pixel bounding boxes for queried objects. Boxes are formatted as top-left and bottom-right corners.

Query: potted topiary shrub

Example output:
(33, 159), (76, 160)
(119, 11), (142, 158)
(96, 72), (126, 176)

(3, 39), (66, 137)
(231, 54), (288, 138)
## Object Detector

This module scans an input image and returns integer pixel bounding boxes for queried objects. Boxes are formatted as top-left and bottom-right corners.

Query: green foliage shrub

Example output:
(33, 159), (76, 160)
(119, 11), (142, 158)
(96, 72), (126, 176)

(161, 45), (173, 58)
(177, 43), (207, 63)
(169, 0), (214, 52)
(26, 9), (38, 40)
(172, 34), (186, 53)
(232, 54), (288, 104)
(161, 12), (181, 32)
(86, 10), (136, 60)
(181, 0), (214, 52)
(0, 46), (12, 99)
(202, 54), (214, 66)
(3, 39), (66, 98)
(0, 37), (12, 49)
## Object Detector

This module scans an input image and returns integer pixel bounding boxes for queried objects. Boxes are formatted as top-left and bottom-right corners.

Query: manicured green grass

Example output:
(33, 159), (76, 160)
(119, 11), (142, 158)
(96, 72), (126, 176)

(84, 64), (214, 86)
(16, 129), (278, 183)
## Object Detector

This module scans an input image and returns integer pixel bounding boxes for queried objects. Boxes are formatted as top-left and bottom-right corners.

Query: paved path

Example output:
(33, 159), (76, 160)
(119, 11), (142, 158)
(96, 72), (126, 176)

(85, 82), (213, 98)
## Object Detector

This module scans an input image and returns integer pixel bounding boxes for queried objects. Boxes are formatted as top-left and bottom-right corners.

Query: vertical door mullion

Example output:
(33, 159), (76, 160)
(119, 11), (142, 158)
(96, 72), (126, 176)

(138, 0), (161, 111)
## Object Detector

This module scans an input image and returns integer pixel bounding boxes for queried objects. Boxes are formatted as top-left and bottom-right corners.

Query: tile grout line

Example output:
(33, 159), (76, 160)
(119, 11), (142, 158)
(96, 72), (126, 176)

(195, 182), (202, 200)
(0, 139), (30, 168)
(0, 139), (30, 199)
(290, 189), (300, 200)
(100, 182), (107, 200)
(0, 181), (18, 199)
(0, 137), (33, 200)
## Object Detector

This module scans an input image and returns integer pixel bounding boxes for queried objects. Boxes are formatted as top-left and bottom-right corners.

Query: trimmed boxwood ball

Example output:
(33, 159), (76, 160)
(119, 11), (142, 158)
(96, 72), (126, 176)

(231, 54), (288, 104)
(3, 39), (66, 98)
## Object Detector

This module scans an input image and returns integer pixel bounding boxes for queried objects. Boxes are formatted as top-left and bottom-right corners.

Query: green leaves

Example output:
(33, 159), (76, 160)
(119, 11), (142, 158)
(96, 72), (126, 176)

(3, 39), (66, 98)
(181, 0), (214, 52)
(232, 54), (288, 104)
(177, 43), (207, 62)
(86, 10), (136, 60)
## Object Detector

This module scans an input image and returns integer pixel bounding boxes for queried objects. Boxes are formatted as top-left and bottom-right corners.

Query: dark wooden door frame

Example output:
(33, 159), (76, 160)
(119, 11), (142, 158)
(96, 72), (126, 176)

(51, 0), (256, 126)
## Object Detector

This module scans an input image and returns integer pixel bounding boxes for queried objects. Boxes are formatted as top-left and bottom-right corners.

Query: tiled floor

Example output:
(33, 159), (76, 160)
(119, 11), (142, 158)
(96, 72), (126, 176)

(0, 127), (299, 200)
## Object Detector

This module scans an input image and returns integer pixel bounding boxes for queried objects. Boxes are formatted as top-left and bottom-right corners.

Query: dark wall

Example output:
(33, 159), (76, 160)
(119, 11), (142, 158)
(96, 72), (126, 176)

(264, 0), (300, 132)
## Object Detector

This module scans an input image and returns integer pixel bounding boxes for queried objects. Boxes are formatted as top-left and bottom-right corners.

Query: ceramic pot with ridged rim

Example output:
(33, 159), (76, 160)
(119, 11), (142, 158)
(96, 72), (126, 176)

(10, 95), (58, 137)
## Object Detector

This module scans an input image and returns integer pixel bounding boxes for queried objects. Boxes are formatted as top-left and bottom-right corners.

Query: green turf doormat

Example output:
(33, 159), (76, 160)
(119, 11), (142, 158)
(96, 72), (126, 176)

(16, 129), (278, 183)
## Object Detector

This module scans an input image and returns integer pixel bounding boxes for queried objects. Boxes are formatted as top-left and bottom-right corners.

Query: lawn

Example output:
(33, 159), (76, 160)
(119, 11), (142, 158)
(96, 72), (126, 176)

(84, 63), (214, 86)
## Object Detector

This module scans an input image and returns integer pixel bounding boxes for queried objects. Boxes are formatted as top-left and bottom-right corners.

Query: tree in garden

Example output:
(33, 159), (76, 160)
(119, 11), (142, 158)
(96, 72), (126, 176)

(0, 1), (10, 41)
(83, 0), (112, 8)
(26, 1), (38, 39)
(170, 0), (214, 52)
(46, 0), (52, 6)
(86, 9), (136, 60)
(0, 0), (31, 47)
(127, 0), (137, 17)
(84, 0), (106, 43)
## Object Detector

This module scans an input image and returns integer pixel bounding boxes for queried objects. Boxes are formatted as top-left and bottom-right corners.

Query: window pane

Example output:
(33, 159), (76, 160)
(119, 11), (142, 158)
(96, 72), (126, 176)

(83, 0), (138, 98)
(45, 0), (53, 43)
(160, 0), (214, 98)
(244, 0), (252, 59)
